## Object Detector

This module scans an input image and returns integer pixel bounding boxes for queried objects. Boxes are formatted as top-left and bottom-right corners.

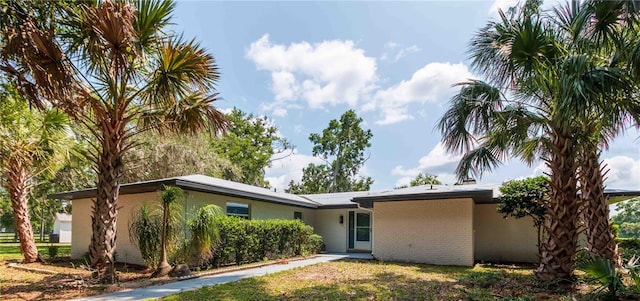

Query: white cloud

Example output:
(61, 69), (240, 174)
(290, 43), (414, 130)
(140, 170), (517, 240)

(527, 156), (640, 190)
(380, 42), (420, 62)
(247, 34), (378, 116)
(265, 150), (324, 192)
(603, 156), (640, 190)
(392, 142), (462, 186)
(394, 45), (421, 62)
(365, 62), (472, 125)
(272, 108), (288, 117)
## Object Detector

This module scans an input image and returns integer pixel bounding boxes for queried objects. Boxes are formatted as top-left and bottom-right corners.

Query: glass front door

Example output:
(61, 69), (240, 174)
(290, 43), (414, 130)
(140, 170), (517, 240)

(348, 211), (371, 250)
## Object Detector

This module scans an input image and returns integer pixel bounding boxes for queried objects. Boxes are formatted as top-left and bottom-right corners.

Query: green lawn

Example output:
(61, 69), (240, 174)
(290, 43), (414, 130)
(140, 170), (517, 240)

(162, 260), (580, 301)
(0, 243), (71, 261)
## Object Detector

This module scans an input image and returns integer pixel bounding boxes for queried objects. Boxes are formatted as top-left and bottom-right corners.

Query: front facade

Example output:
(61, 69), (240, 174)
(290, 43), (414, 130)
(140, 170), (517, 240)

(52, 175), (553, 266)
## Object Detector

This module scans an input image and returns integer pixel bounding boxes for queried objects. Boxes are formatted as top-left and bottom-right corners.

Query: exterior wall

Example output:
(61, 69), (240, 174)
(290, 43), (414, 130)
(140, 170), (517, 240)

(183, 191), (316, 227)
(71, 190), (317, 265)
(372, 198), (474, 266)
(71, 192), (157, 264)
(53, 221), (72, 243)
(474, 203), (538, 263)
(314, 209), (349, 252)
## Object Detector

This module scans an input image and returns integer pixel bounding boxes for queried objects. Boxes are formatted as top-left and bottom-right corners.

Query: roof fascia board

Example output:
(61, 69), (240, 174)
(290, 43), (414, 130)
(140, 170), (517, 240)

(316, 204), (359, 209)
(352, 190), (494, 208)
(174, 179), (317, 209)
(48, 179), (177, 200)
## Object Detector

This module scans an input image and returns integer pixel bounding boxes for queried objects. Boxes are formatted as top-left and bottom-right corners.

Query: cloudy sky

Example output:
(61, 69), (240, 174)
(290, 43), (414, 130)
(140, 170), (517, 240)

(173, 0), (640, 191)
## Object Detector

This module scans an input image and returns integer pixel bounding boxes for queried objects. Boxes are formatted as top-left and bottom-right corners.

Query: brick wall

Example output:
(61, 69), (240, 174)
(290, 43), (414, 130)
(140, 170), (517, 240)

(373, 198), (474, 266)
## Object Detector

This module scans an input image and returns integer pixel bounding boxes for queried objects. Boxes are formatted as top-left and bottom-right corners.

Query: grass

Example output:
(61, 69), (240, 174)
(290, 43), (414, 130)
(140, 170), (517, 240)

(0, 243), (70, 261)
(162, 260), (584, 301)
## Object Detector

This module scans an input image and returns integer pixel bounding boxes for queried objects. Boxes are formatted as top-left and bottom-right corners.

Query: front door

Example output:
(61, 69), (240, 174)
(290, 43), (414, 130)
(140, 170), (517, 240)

(348, 211), (371, 250)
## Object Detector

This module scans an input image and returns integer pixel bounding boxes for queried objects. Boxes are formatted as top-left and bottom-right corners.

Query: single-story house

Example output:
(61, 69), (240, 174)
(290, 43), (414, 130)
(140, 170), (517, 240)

(49, 174), (639, 267)
(52, 213), (72, 243)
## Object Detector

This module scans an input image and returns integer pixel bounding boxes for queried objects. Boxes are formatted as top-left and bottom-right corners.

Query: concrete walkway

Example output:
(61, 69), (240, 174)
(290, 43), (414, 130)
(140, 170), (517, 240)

(72, 253), (373, 301)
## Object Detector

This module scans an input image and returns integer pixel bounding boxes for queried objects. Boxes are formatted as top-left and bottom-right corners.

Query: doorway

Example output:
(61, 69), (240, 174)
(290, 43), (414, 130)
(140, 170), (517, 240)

(348, 211), (371, 251)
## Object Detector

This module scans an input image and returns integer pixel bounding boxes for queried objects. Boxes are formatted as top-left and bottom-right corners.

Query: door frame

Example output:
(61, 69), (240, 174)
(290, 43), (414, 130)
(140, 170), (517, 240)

(347, 210), (372, 251)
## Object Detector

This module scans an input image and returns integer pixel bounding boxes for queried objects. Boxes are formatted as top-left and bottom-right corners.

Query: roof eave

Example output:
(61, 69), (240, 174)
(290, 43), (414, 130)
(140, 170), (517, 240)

(352, 189), (495, 208)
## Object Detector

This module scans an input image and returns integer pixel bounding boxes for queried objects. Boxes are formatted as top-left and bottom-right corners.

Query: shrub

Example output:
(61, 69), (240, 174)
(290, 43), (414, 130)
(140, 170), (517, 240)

(616, 238), (640, 262)
(183, 205), (224, 266)
(210, 216), (323, 267)
(128, 204), (162, 268)
(304, 234), (324, 254)
(47, 245), (59, 259)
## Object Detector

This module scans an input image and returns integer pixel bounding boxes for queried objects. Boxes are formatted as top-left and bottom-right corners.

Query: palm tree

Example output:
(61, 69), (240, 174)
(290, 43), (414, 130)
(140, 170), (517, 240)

(1, 1), (227, 282)
(153, 186), (184, 278)
(438, 0), (638, 282)
(185, 204), (223, 267)
(0, 81), (70, 263)
(568, 0), (640, 267)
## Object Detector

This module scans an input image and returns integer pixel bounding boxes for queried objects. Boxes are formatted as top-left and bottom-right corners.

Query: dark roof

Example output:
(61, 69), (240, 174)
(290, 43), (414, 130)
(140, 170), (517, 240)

(49, 174), (640, 211)
(352, 184), (496, 208)
(49, 175), (319, 209)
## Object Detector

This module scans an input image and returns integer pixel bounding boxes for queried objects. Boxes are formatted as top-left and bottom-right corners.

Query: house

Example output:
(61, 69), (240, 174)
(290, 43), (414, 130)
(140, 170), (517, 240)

(52, 213), (72, 243)
(49, 174), (639, 267)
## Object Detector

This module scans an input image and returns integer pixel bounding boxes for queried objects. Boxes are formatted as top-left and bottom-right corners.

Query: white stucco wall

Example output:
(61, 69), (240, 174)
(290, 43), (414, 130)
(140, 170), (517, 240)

(473, 203), (538, 263)
(314, 209), (349, 252)
(372, 198), (474, 266)
(53, 220), (72, 243)
(71, 192), (156, 264)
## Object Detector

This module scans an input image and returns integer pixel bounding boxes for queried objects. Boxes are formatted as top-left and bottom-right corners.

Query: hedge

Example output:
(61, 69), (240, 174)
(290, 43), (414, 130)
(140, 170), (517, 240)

(210, 216), (323, 267)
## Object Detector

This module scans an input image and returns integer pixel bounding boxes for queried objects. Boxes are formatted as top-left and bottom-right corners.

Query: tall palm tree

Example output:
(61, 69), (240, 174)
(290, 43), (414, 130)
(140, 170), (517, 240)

(438, 0), (638, 282)
(1, 0), (227, 283)
(0, 81), (70, 263)
(554, 0), (640, 267)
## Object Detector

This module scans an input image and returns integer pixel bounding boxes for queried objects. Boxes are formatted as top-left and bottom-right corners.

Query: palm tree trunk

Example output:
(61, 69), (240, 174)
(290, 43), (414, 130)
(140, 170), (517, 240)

(152, 203), (172, 278)
(90, 125), (124, 284)
(7, 163), (40, 263)
(536, 130), (580, 283)
(580, 146), (621, 266)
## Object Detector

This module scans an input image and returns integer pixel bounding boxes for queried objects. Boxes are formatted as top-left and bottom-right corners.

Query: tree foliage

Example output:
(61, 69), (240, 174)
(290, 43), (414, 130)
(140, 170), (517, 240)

(212, 108), (292, 188)
(287, 110), (373, 194)
(437, 0), (640, 281)
(612, 199), (640, 238)
(410, 173), (442, 186)
(497, 176), (549, 228)
(122, 133), (241, 184)
(1, 0), (227, 281)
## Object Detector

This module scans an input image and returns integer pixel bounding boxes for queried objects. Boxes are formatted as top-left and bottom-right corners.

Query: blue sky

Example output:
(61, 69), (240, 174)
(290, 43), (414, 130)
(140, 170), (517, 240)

(173, 0), (640, 191)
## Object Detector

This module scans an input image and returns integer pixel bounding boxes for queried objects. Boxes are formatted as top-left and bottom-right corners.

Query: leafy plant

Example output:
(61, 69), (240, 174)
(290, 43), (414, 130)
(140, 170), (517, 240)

(184, 205), (224, 266)
(578, 257), (623, 300)
(128, 204), (162, 269)
(47, 245), (59, 260)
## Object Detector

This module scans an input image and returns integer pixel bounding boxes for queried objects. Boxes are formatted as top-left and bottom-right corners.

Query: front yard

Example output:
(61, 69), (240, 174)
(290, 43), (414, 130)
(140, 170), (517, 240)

(162, 260), (591, 301)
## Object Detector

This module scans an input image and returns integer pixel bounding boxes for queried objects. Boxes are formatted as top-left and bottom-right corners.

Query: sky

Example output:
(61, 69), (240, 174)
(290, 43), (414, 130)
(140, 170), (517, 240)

(172, 0), (640, 192)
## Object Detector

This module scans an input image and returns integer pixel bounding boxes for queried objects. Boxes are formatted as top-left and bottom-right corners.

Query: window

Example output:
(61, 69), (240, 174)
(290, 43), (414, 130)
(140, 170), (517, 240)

(226, 202), (250, 219)
(294, 211), (303, 220)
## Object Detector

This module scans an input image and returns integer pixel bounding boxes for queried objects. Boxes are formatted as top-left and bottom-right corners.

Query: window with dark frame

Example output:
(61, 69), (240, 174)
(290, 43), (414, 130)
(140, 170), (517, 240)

(226, 202), (250, 219)
(294, 211), (303, 220)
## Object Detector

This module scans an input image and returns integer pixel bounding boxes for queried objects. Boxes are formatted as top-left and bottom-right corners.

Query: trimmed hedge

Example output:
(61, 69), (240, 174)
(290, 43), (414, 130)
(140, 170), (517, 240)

(210, 216), (323, 267)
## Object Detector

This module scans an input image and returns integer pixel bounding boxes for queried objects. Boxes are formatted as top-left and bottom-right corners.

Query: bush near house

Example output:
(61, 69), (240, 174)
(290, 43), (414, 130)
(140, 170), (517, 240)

(617, 238), (640, 262)
(211, 217), (322, 267)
